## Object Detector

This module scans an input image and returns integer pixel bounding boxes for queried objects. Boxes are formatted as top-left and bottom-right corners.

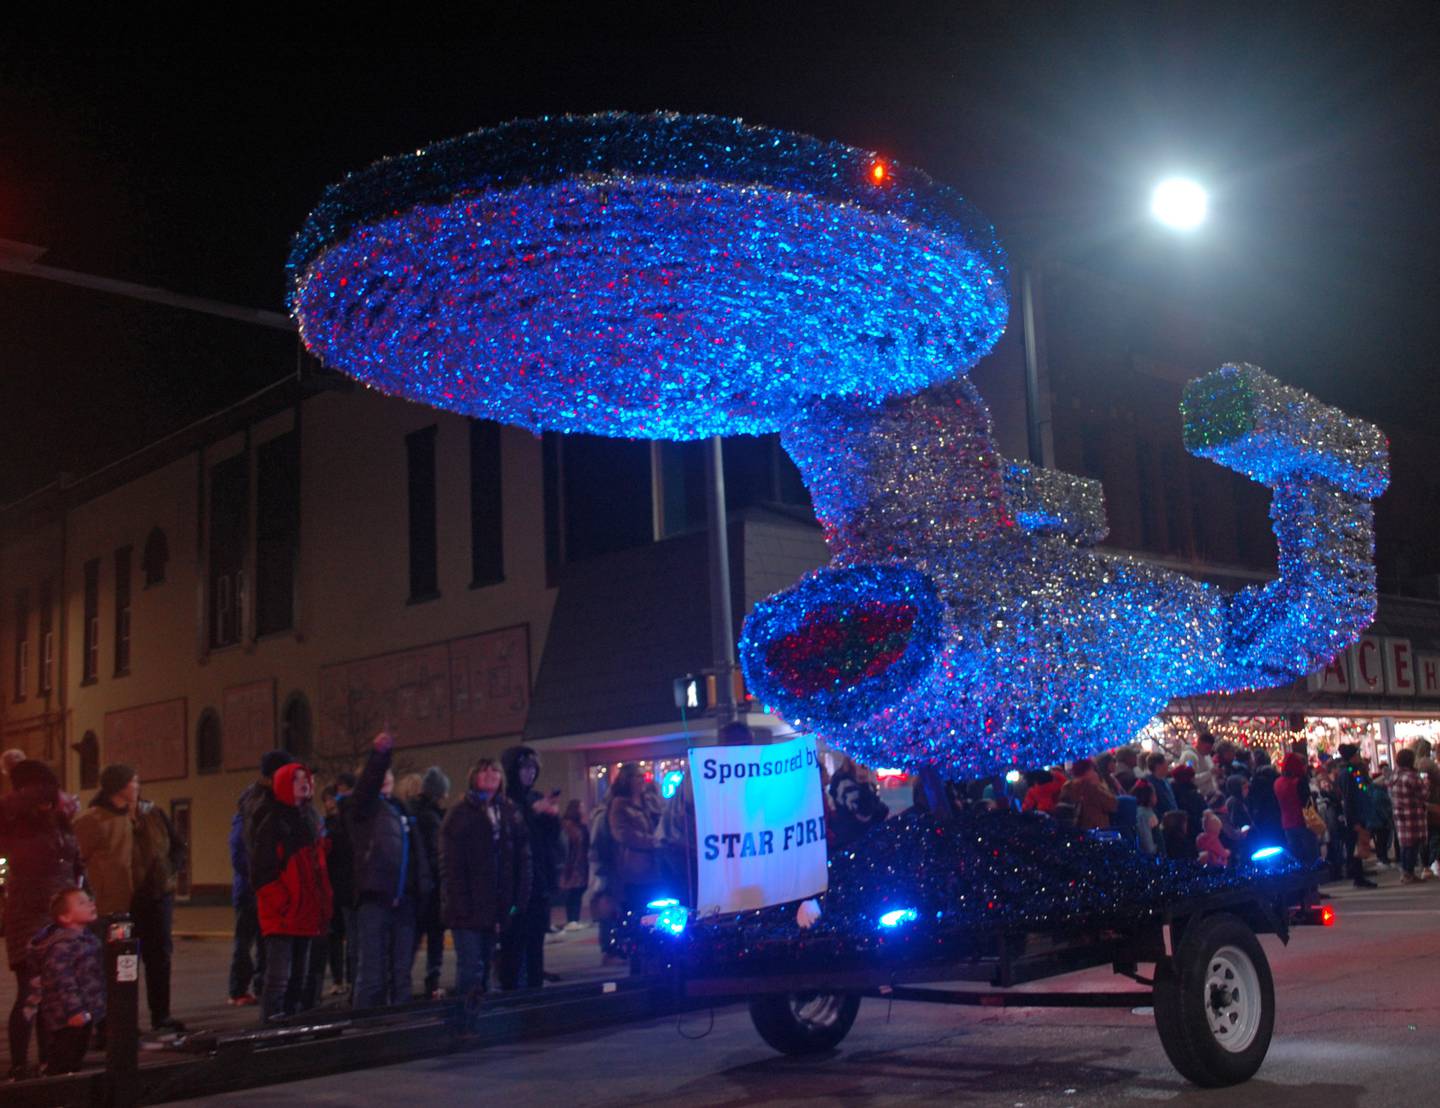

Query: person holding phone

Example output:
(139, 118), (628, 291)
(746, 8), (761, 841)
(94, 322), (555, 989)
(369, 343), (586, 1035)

(498, 746), (562, 990)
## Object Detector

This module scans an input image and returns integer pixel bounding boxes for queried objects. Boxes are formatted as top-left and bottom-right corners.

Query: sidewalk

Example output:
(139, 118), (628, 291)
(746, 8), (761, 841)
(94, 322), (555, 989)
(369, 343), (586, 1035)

(1, 914), (625, 1068)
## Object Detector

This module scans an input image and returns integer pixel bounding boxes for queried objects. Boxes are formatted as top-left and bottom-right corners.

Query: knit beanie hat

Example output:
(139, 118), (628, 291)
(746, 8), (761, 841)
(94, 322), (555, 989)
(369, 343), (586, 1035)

(99, 763), (137, 797)
(260, 750), (298, 779)
(422, 766), (450, 801)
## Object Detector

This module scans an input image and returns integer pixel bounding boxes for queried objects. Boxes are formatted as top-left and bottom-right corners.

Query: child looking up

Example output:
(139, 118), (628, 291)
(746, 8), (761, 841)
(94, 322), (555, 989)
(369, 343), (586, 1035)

(30, 887), (105, 1075)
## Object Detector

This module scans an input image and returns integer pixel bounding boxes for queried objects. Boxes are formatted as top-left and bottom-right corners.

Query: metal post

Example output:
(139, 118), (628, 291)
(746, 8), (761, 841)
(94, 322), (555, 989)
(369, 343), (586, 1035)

(1021, 265), (1047, 467)
(105, 913), (140, 1107)
(704, 436), (738, 726)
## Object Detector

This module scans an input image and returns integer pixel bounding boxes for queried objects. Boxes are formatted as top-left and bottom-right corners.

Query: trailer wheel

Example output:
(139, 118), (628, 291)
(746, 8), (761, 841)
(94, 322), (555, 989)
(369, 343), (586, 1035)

(749, 991), (861, 1055)
(1153, 912), (1275, 1087)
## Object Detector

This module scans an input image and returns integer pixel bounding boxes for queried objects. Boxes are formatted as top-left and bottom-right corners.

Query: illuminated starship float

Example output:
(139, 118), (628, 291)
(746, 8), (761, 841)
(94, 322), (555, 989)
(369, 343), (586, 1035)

(290, 112), (1388, 781)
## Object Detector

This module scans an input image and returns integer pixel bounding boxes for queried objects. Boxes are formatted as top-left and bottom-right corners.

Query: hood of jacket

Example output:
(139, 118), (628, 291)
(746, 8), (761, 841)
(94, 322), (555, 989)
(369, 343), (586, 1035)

(273, 763), (306, 807)
(501, 744), (540, 803)
(27, 921), (75, 957)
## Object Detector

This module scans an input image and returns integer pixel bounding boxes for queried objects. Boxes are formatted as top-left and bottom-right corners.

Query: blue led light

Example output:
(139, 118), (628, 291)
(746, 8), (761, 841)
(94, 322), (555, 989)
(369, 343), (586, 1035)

(646, 897), (680, 911)
(660, 770), (685, 801)
(655, 904), (689, 936)
(1250, 846), (1286, 862)
(878, 907), (919, 929)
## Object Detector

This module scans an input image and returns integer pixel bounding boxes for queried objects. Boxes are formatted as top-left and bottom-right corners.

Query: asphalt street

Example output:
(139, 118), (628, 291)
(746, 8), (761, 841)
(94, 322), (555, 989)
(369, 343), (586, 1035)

(162, 875), (1439, 1108)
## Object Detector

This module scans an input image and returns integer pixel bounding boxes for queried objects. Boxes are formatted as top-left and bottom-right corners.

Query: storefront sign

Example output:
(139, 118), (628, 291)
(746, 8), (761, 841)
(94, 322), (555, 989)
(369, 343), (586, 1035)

(689, 735), (828, 916)
(1383, 638), (1415, 697)
(1309, 636), (1440, 698)
(1349, 635), (1384, 693)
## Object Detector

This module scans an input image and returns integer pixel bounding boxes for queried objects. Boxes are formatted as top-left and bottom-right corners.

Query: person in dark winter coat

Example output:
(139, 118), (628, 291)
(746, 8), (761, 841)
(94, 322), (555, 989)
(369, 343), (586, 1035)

(30, 888), (105, 1075)
(410, 767), (449, 997)
(1336, 743), (1376, 888)
(440, 758), (531, 999)
(1169, 764), (1208, 844)
(347, 732), (432, 1008)
(227, 750), (297, 1007)
(0, 760), (83, 1078)
(1247, 764), (1284, 852)
(319, 775), (356, 995)
(250, 763), (333, 1022)
(1160, 810), (1198, 861)
(498, 745), (562, 990)
(828, 770), (890, 849)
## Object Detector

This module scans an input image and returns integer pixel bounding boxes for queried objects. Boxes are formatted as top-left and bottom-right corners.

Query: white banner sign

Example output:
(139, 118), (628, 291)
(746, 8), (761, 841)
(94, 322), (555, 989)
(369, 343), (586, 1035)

(690, 736), (828, 916)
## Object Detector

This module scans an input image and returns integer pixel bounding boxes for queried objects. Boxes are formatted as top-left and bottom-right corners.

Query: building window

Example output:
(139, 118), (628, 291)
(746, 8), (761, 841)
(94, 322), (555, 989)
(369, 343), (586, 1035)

(143, 526), (168, 587)
(76, 731), (99, 790)
(82, 561), (99, 683)
(196, 709), (222, 774)
(543, 431), (653, 566)
(12, 589), (29, 702)
(281, 691), (313, 762)
(209, 454), (248, 648)
(256, 433), (299, 635)
(38, 578), (53, 695)
(406, 425), (439, 601)
(469, 420), (504, 588)
(114, 546), (132, 675)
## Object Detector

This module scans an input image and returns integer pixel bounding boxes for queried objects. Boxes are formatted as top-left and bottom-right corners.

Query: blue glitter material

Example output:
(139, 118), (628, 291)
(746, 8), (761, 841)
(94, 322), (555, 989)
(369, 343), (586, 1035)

(292, 113), (1388, 778)
(742, 364), (1387, 777)
(289, 112), (1008, 439)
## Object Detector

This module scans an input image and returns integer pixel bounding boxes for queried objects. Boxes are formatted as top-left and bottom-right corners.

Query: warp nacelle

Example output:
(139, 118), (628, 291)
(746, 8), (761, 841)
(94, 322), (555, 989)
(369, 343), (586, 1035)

(739, 363), (1388, 777)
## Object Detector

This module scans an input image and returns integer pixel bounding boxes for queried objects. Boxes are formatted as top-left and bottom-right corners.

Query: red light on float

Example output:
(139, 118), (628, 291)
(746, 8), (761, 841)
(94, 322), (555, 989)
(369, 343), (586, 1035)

(869, 160), (888, 185)
(1321, 905), (1335, 927)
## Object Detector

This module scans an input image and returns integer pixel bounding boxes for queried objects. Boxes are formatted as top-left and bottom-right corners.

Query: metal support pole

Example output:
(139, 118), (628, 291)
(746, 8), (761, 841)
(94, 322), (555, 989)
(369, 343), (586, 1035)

(704, 436), (738, 726)
(1021, 265), (1046, 467)
(105, 913), (140, 1108)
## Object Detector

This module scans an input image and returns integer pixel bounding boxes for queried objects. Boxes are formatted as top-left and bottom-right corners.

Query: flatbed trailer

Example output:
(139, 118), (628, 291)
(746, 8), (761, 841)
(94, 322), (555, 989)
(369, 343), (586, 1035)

(672, 875), (1323, 1088)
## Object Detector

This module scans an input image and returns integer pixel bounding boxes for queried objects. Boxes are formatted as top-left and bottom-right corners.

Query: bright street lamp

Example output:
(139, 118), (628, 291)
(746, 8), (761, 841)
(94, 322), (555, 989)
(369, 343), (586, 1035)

(1150, 177), (1209, 231)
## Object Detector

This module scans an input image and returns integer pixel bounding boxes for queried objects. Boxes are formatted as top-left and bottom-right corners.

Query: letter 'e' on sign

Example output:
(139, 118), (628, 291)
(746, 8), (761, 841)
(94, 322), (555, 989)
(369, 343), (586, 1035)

(689, 735), (828, 916)
(1383, 638), (1415, 697)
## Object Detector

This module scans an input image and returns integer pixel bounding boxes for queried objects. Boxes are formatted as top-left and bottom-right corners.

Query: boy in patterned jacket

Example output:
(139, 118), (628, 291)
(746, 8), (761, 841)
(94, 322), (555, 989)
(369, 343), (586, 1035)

(30, 887), (106, 1074)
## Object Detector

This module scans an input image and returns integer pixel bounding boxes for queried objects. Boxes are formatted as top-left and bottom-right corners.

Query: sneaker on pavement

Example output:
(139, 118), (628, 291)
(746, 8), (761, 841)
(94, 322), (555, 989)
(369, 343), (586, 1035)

(563, 921), (583, 932)
(227, 995), (258, 1007)
(1431, 861), (1440, 877)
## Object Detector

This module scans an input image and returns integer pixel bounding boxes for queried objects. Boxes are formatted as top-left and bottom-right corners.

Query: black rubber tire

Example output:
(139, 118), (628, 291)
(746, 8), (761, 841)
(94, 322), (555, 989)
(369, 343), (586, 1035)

(748, 991), (861, 1055)
(1153, 912), (1275, 1087)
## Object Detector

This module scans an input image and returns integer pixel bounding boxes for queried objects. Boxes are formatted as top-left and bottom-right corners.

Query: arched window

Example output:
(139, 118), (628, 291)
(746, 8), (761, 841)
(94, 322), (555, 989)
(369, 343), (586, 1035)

(143, 526), (169, 587)
(196, 709), (222, 774)
(281, 692), (313, 762)
(75, 731), (99, 790)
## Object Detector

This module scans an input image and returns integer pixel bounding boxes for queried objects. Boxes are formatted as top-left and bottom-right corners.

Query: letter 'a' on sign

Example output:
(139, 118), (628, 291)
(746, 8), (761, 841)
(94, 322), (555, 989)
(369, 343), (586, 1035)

(689, 735), (828, 916)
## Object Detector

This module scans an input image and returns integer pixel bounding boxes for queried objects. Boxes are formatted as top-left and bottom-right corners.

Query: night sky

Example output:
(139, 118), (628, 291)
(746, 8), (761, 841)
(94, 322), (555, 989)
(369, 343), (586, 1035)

(3, 10), (1439, 507)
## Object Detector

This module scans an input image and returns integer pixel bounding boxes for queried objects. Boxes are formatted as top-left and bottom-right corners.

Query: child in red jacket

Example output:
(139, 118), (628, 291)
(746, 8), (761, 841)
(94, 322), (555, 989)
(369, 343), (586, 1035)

(250, 763), (332, 1022)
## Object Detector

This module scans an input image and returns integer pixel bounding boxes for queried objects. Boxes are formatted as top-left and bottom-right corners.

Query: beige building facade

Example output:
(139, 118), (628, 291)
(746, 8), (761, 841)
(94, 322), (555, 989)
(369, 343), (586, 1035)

(1, 378), (571, 896)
